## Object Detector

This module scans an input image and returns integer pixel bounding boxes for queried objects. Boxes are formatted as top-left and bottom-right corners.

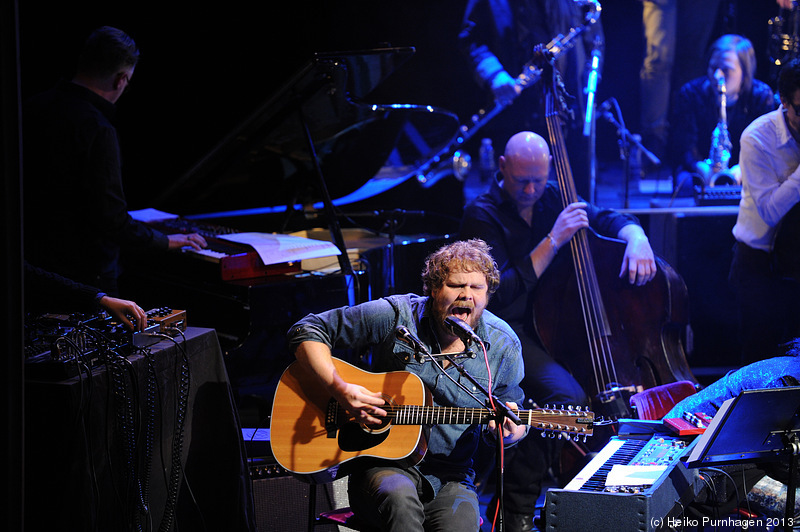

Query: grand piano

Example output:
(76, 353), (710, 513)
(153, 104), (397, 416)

(122, 47), (463, 415)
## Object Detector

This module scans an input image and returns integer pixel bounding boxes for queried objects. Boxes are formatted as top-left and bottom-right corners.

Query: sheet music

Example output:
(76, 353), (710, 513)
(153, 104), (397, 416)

(219, 232), (341, 266)
(606, 465), (667, 486)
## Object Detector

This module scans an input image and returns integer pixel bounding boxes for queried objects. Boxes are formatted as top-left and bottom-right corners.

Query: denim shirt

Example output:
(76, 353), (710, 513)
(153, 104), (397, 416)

(287, 293), (526, 494)
(665, 355), (800, 421)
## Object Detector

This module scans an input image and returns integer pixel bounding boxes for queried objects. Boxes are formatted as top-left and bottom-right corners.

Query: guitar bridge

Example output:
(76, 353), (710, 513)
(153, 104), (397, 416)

(325, 398), (340, 438)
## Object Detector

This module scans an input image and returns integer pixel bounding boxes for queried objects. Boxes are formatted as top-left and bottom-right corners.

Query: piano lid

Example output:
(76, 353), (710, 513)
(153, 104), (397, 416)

(153, 47), (460, 218)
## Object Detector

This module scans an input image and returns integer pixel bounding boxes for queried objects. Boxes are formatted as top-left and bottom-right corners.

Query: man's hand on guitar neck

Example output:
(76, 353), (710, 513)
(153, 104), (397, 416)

(486, 402), (527, 446)
(295, 340), (387, 426)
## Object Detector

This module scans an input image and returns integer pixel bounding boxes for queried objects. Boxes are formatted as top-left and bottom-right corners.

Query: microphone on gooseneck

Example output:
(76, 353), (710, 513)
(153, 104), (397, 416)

(444, 316), (483, 346)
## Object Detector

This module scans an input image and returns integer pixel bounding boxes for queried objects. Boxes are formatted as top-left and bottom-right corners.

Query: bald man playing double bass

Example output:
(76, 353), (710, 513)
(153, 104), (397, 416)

(459, 131), (657, 532)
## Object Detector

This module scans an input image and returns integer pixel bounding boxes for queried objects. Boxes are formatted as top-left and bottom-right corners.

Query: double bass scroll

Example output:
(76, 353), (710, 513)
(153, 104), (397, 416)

(532, 53), (697, 421)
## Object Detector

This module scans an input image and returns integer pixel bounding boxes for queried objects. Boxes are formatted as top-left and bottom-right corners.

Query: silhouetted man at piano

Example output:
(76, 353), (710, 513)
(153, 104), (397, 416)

(23, 26), (206, 297)
(287, 239), (528, 531)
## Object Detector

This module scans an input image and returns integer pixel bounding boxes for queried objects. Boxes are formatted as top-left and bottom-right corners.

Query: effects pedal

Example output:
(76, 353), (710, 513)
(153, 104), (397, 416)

(147, 307), (187, 333)
(132, 308), (187, 348)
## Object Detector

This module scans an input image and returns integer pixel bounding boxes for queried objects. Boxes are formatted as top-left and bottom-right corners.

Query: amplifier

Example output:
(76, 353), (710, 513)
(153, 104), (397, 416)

(243, 428), (349, 531)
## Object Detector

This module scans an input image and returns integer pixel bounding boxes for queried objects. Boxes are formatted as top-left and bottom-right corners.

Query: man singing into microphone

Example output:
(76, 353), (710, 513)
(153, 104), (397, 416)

(287, 239), (527, 531)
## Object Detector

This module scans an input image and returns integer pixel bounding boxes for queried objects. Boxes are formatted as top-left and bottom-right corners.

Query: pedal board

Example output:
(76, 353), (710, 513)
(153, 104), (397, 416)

(26, 307), (188, 379)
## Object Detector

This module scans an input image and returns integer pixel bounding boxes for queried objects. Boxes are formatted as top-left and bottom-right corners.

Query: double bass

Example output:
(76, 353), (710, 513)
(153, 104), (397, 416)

(532, 53), (697, 421)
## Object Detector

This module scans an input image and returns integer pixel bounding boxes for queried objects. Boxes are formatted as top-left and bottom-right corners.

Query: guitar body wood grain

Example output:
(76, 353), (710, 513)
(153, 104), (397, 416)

(269, 358), (429, 482)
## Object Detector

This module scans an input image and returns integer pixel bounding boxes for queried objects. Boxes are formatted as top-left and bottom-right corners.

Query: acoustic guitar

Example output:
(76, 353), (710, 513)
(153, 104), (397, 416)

(269, 358), (595, 481)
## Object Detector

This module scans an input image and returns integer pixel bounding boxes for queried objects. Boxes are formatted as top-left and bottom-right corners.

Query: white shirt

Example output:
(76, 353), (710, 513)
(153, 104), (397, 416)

(733, 105), (800, 251)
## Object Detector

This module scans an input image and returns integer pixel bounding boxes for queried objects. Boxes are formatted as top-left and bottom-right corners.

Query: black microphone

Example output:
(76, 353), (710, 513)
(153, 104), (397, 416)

(444, 316), (482, 346)
(395, 326), (427, 361)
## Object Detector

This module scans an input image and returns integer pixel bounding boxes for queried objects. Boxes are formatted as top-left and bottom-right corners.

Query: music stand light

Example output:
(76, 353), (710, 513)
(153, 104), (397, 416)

(686, 387), (800, 531)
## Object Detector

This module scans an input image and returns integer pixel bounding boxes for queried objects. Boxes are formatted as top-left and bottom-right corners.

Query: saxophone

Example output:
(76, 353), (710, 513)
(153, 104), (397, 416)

(696, 69), (739, 187)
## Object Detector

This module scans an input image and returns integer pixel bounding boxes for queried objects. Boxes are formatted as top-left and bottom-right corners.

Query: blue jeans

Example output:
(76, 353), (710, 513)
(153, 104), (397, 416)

(348, 466), (481, 531)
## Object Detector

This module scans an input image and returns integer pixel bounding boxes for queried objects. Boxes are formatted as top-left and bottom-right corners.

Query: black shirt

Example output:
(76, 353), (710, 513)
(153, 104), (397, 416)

(23, 80), (168, 295)
(459, 177), (637, 324)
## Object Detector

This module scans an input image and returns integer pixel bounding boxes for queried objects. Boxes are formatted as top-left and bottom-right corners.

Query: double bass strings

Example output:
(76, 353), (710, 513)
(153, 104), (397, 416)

(544, 88), (620, 398)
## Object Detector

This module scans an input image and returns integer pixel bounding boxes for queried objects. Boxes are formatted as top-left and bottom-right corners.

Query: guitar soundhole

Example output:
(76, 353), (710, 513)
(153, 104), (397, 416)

(360, 394), (395, 434)
(338, 422), (390, 452)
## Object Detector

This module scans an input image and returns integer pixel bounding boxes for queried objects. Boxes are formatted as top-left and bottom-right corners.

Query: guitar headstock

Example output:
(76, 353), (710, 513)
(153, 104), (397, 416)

(525, 406), (595, 441)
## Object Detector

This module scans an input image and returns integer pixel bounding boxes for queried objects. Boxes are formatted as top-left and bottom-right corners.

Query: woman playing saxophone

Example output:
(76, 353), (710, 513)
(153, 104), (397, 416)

(669, 34), (776, 194)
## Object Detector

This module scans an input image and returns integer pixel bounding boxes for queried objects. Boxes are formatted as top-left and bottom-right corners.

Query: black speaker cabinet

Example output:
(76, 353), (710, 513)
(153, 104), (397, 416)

(249, 453), (349, 532)
(646, 206), (740, 368)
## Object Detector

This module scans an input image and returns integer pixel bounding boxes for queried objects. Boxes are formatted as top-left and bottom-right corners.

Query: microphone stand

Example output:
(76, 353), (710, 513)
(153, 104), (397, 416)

(583, 36), (603, 204)
(410, 334), (520, 532)
(443, 350), (521, 532)
(597, 98), (660, 208)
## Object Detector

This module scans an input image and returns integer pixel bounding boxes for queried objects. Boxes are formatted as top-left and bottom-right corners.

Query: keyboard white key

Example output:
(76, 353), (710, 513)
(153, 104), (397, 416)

(183, 247), (227, 262)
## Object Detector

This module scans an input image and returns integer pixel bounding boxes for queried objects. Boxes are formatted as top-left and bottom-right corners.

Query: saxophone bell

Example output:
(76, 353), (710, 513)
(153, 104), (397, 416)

(693, 161), (741, 188)
(709, 167), (741, 187)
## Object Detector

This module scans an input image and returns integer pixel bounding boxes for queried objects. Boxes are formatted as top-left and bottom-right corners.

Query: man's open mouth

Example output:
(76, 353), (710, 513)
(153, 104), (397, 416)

(450, 306), (473, 320)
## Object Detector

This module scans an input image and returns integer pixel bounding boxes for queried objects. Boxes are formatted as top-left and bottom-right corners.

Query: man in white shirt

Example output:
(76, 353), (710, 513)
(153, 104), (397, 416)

(731, 57), (800, 364)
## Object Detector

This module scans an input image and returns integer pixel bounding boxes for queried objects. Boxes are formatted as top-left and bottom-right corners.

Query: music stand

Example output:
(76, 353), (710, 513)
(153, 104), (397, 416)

(686, 387), (800, 530)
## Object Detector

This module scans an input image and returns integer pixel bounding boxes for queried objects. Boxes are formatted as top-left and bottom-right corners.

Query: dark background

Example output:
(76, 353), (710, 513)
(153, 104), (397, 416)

(16, 0), (784, 217)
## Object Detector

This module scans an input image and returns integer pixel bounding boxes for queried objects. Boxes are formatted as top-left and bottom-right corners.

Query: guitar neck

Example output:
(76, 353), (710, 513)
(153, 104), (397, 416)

(389, 405), (500, 426)
(385, 405), (593, 437)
